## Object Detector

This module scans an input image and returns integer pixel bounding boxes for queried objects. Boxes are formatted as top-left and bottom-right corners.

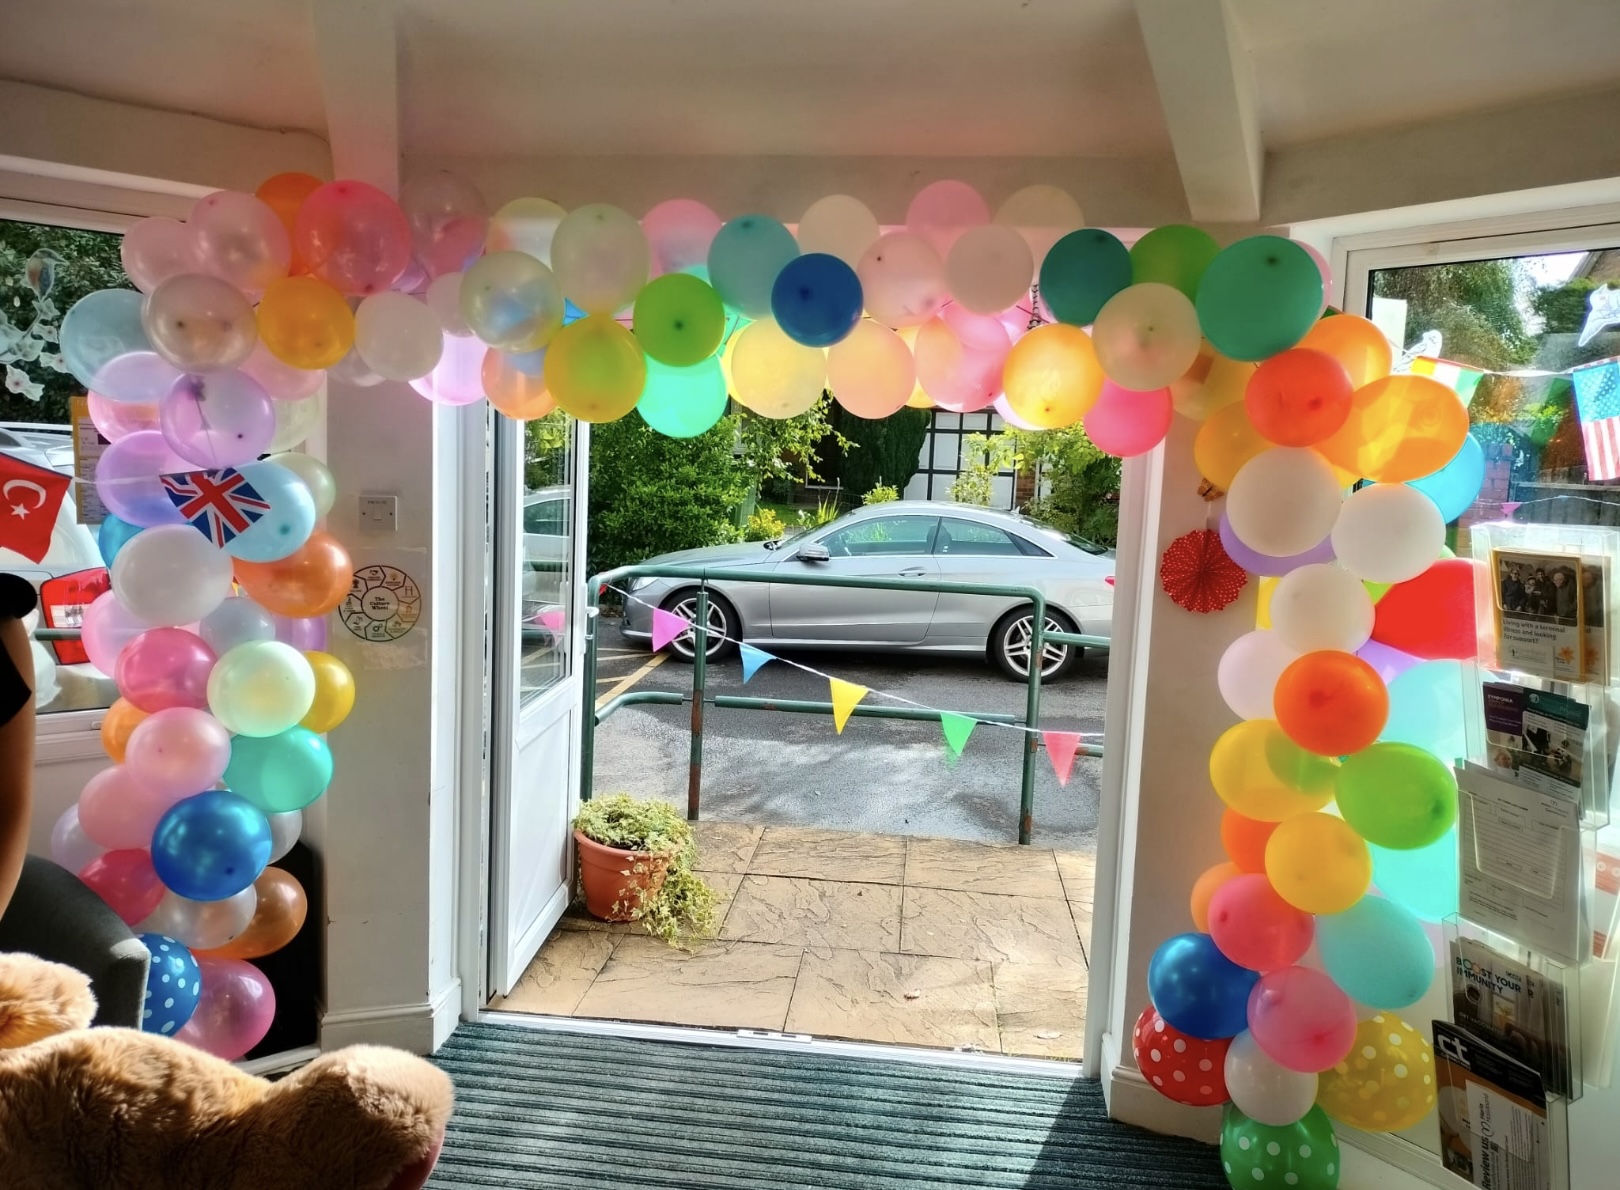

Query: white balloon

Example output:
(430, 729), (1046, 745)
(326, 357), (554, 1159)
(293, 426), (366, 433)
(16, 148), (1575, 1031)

(271, 451), (337, 518)
(1224, 1030), (1320, 1127)
(1218, 631), (1301, 721)
(266, 385), (326, 453)
(267, 809), (303, 863)
(945, 224), (1034, 314)
(1270, 564), (1375, 654)
(425, 271), (473, 336)
(994, 184), (1083, 264)
(1226, 447), (1343, 559)
(355, 292), (443, 381)
(1331, 484), (1446, 584)
(111, 523), (234, 626)
(137, 886), (257, 950)
(797, 195), (880, 268)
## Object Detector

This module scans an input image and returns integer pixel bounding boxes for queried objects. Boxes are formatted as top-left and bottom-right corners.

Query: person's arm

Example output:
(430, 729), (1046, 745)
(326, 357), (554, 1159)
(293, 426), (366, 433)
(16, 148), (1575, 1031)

(0, 575), (38, 918)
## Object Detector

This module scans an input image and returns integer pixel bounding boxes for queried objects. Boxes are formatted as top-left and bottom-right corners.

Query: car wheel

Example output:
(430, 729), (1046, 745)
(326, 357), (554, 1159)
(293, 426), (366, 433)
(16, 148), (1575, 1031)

(659, 589), (738, 662)
(990, 607), (1080, 682)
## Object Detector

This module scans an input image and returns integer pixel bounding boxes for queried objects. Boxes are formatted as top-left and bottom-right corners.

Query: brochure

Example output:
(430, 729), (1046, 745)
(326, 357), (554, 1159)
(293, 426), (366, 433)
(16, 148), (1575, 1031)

(1449, 935), (1573, 1098)
(1481, 683), (1588, 800)
(1581, 554), (1608, 683)
(1434, 1020), (1551, 1190)
(1492, 549), (1585, 682)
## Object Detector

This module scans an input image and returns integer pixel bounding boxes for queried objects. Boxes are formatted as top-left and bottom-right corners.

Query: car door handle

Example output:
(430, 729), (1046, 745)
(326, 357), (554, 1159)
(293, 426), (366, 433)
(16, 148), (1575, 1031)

(898, 567), (927, 578)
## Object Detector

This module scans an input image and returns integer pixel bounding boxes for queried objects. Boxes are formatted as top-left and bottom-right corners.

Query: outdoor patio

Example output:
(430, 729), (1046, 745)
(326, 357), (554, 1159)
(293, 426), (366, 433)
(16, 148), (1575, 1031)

(493, 823), (1095, 1060)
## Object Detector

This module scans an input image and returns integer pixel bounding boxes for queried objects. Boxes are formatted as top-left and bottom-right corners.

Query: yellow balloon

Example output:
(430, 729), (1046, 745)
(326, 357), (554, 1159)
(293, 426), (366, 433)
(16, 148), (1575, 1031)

(543, 314), (646, 423)
(1298, 314), (1392, 390)
(300, 650), (355, 733)
(1209, 720), (1336, 822)
(1193, 400), (1268, 490)
(1255, 576), (1278, 629)
(1001, 323), (1102, 429)
(257, 277), (354, 370)
(1265, 812), (1371, 914)
(1317, 1013), (1436, 1132)
(730, 319), (826, 419)
(1170, 340), (1256, 421)
(1315, 375), (1469, 484)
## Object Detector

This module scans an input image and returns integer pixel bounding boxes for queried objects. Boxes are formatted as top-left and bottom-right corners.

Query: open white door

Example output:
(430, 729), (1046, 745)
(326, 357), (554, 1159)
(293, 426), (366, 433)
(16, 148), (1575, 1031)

(488, 413), (589, 996)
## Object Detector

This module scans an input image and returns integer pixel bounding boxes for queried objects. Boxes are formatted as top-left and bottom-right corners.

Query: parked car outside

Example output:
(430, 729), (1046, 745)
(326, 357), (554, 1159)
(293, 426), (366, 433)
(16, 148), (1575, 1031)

(621, 501), (1114, 680)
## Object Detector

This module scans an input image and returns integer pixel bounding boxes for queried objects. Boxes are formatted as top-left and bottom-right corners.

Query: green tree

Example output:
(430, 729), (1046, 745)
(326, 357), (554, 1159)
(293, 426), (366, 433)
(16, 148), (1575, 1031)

(831, 404), (928, 500)
(1531, 277), (1602, 337)
(945, 425), (1122, 546)
(732, 393), (848, 492)
(1371, 259), (1534, 369)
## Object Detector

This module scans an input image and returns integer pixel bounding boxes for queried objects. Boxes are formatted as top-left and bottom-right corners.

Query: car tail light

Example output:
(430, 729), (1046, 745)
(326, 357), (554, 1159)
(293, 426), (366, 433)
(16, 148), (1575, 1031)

(40, 567), (110, 666)
(1105, 576), (1115, 586)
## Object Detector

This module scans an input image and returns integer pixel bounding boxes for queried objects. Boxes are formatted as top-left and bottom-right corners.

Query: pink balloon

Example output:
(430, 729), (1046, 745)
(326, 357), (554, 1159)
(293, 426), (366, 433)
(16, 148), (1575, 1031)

(189, 191), (291, 297)
(643, 199), (723, 278)
(1294, 241), (1332, 315)
(1081, 379), (1173, 458)
(91, 352), (184, 406)
(81, 591), (155, 676)
(239, 339), (324, 401)
(176, 956), (277, 1060)
(159, 371), (276, 468)
(1208, 874), (1315, 972)
(914, 315), (1008, 413)
(78, 849), (166, 925)
(114, 628), (217, 712)
(400, 171), (489, 280)
(124, 707), (233, 798)
(51, 804), (106, 874)
(906, 180), (990, 256)
(77, 764), (174, 851)
(120, 216), (201, 294)
(294, 180), (412, 296)
(410, 332), (486, 406)
(1247, 966), (1357, 1073)
(88, 392), (160, 440)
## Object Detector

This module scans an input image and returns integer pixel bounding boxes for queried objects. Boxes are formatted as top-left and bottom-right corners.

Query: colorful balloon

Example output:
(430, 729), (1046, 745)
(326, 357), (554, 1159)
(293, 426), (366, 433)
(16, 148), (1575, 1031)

(1335, 743), (1457, 850)
(207, 640), (316, 738)
(945, 224), (1034, 314)
(79, 849), (166, 925)
(1039, 229), (1131, 326)
(255, 172), (323, 264)
(486, 196), (567, 263)
(51, 805), (106, 874)
(1223, 1030), (1319, 1128)
(143, 273), (257, 373)
(633, 272), (726, 365)
(1001, 323), (1104, 428)
(550, 203), (649, 315)
(827, 320), (915, 419)
(137, 933), (202, 1035)
(151, 791), (271, 902)
(708, 215), (799, 318)
(1217, 514), (1334, 579)
(1195, 237), (1321, 361)
(256, 276), (354, 370)
(643, 198), (723, 277)
(1269, 564), (1374, 655)
(88, 395), (160, 442)
(1148, 933), (1258, 1040)
(112, 523), (235, 626)
(60, 289), (162, 399)
(729, 318), (826, 419)
(1208, 874), (1314, 973)
(1298, 314), (1392, 390)
(1193, 401), (1268, 490)
(225, 727), (334, 814)
(270, 452), (337, 519)
(1247, 965), (1357, 1073)
(1171, 341), (1256, 422)
(912, 315), (1004, 413)
(796, 195), (881, 268)
(1318, 374), (1469, 484)
(1191, 862), (1242, 933)
(1132, 1003), (1231, 1107)
(300, 650), (356, 733)
(637, 357), (729, 439)
(99, 697), (149, 763)
(1379, 659), (1467, 763)
(81, 590), (154, 676)
(199, 596), (276, 657)
(158, 371), (276, 468)
(1244, 349), (1353, 447)
(1129, 225), (1219, 300)
(354, 292), (443, 381)
(1265, 813), (1370, 914)
(115, 628), (217, 713)
(189, 191), (290, 297)
(1221, 809), (1280, 875)
(1409, 432), (1485, 523)
(1317, 896), (1435, 1010)
(77, 764), (173, 851)
(772, 253), (863, 347)
(1370, 827), (1459, 922)
(175, 956), (276, 1060)
(1331, 484), (1445, 585)
(94, 430), (187, 527)
(460, 250), (565, 351)
(198, 868), (308, 961)
(121, 217), (202, 294)
(1082, 380), (1172, 458)
(137, 885), (256, 951)
(1273, 650), (1389, 757)
(993, 184), (1083, 263)
(1220, 1105), (1342, 1189)
(857, 232), (948, 329)
(412, 332), (488, 407)
(294, 180), (411, 295)
(1210, 720), (1337, 822)
(233, 530), (354, 618)
(1226, 448), (1344, 560)
(544, 314), (649, 423)
(124, 706), (233, 799)
(1369, 557), (1479, 660)
(399, 170), (489, 279)
(481, 347), (556, 420)
(1317, 1013), (1436, 1132)
(273, 612), (328, 653)
(905, 180), (988, 256)
(1091, 283), (1201, 392)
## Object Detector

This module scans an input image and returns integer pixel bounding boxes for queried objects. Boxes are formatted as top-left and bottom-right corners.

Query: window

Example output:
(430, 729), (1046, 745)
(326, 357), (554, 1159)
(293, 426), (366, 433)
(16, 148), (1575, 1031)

(519, 412), (575, 700)
(935, 518), (1028, 556)
(819, 515), (938, 557)
(902, 410), (1019, 508)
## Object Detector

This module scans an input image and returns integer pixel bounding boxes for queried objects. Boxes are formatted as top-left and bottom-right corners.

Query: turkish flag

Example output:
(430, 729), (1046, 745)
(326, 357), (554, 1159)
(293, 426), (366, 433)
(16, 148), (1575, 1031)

(0, 450), (73, 564)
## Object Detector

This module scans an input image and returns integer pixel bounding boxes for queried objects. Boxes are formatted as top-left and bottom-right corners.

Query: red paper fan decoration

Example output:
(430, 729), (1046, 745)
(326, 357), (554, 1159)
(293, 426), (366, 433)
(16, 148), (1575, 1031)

(1160, 529), (1247, 613)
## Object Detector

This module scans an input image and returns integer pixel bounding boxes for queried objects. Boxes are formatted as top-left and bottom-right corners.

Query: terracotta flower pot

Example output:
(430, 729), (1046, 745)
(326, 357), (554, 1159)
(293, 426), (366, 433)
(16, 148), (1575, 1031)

(574, 829), (671, 922)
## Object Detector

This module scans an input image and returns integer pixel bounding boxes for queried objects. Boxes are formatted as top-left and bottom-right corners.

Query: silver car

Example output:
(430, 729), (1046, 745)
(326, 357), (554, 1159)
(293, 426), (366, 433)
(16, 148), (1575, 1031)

(621, 501), (1114, 680)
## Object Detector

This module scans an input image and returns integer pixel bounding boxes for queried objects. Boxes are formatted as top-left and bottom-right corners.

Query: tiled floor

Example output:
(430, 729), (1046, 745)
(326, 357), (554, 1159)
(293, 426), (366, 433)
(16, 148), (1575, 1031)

(493, 823), (1096, 1060)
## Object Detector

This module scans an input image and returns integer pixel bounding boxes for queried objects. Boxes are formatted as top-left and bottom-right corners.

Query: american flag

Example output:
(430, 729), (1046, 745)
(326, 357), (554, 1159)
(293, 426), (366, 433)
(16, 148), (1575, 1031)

(161, 467), (271, 547)
(1574, 360), (1620, 482)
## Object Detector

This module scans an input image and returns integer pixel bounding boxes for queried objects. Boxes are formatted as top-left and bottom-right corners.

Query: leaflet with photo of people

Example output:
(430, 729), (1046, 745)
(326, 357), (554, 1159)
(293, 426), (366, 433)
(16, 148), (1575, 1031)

(1494, 550), (1586, 682)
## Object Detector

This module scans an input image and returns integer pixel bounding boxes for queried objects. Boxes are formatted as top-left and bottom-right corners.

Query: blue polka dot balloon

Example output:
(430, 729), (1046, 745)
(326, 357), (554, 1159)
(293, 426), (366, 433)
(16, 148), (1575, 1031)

(138, 933), (202, 1036)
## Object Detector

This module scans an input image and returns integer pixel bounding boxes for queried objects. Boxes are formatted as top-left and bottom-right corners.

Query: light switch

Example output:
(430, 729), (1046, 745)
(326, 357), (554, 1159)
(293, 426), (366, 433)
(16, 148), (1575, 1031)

(359, 494), (397, 533)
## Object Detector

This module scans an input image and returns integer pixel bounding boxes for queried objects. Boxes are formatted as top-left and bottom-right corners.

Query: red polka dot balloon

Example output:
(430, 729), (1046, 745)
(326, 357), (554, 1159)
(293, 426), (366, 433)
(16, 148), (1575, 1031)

(1133, 1003), (1232, 1107)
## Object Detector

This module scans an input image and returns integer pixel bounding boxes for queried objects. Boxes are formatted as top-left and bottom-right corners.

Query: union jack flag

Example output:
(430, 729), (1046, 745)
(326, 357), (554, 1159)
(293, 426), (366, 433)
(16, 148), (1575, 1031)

(161, 467), (271, 547)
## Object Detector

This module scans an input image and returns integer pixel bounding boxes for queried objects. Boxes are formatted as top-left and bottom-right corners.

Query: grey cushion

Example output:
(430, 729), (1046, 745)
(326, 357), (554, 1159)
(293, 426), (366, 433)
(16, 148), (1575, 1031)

(0, 854), (149, 1028)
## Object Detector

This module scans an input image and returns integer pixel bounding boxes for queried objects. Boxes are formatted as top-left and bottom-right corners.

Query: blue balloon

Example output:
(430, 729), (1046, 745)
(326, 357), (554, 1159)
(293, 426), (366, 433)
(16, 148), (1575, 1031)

(707, 215), (799, 318)
(1408, 433), (1485, 523)
(224, 460), (317, 563)
(151, 791), (271, 902)
(97, 513), (142, 567)
(1316, 895), (1435, 1009)
(1378, 659), (1467, 763)
(1147, 932), (1257, 1040)
(1371, 826), (1459, 922)
(138, 933), (202, 1036)
(771, 253), (863, 348)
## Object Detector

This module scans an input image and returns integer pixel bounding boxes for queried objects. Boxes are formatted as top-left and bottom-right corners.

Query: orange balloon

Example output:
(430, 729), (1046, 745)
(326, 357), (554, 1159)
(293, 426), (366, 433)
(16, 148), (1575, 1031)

(257, 276), (354, 370)
(198, 868), (307, 960)
(1193, 400), (1267, 489)
(482, 349), (557, 420)
(1298, 314), (1392, 390)
(1001, 323), (1103, 428)
(235, 531), (353, 618)
(256, 173), (324, 273)
(1191, 862), (1241, 932)
(1315, 374), (1469, 483)
(1244, 348), (1353, 447)
(1170, 340), (1255, 421)
(1273, 650), (1389, 757)
(1221, 808), (1279, 874)
(100, 698), (149, 763)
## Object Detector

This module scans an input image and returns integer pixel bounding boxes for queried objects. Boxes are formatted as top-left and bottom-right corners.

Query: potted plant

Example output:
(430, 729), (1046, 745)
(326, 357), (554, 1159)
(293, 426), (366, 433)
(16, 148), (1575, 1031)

(572, 794), (717, 945)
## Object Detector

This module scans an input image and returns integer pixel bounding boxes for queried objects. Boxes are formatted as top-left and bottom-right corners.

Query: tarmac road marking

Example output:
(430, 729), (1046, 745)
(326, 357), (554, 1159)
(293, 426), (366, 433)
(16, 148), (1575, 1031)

(595, 652), (666, 709)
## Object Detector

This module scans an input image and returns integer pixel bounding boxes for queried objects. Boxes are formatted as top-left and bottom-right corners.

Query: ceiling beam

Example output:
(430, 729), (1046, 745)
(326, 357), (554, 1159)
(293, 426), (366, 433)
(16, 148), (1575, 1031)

(1133, 0), (1262, 224)
(310, 0), (399, 192)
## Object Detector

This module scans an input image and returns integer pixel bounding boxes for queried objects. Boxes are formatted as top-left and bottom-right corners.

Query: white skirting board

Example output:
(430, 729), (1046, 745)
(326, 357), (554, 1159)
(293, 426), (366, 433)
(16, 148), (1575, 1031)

(320, 978), (461, 1055)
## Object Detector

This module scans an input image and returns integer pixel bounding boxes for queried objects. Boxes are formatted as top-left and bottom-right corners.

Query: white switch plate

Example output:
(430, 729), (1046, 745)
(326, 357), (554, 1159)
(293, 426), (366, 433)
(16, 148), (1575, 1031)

(358, 494), (397, 533)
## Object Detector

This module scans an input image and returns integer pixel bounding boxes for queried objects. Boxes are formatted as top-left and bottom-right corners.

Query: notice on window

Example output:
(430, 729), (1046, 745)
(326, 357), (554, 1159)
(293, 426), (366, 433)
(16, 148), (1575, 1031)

(70, 394), (107, 526)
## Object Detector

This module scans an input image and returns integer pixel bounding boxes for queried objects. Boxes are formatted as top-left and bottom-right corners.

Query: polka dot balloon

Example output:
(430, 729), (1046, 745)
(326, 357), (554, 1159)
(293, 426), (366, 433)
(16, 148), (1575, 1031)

(1220, 1104), (1341, 1189)
(1316, 1013), (1436, 1133)
(1133, 1003), (1232, 1108)
(138, 932), (202, 1036)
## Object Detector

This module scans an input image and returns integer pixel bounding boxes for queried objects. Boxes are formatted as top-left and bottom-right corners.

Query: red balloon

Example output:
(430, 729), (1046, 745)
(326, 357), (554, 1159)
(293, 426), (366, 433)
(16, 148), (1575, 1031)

(1244, 348), (1353, 446)
(1132, 1004), (1231, 1107)
(78, 849), (165, 925)
(1371, 558), (1480, 660)
(1273, 650), (1389, 756)
(1208, 874), (1314, 972)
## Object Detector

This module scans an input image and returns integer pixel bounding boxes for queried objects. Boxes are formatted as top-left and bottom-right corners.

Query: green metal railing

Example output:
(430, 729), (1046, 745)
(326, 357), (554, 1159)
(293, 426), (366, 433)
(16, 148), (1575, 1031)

(580, 564), (1107, 844)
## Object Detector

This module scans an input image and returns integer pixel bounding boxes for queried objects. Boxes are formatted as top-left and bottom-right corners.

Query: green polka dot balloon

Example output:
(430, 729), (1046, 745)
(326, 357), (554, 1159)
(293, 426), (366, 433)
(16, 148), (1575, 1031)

(1221, 1104), (1341, 1189)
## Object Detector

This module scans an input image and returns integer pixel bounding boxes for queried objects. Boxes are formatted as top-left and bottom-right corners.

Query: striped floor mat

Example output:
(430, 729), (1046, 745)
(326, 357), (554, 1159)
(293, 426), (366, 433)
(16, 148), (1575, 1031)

(427, 1022), (1226, 1189)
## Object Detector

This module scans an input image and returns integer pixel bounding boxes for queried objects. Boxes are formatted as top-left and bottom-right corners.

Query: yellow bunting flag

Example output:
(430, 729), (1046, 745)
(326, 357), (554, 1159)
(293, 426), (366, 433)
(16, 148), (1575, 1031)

(829, 679), (868, 733)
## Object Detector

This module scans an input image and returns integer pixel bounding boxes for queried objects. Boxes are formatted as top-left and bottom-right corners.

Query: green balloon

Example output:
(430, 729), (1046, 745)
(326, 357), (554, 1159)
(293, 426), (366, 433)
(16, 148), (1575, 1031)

(1038, 229), (1132, 326)
(1221, 1105), (1341, 1189)
(1335, 742), (1458, 850)
(636, 357), (729, 439)
(1196, 236), (1322, 361)
(1130, 225), (1220, 301)
(1264, 726), (1340, 794)
(633, 272), (726, 367)
(225, 727), (334, 814)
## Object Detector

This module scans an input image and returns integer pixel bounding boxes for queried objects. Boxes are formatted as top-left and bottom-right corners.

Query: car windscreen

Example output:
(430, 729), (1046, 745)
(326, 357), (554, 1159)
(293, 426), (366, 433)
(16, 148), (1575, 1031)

(1020, 516), (1109, 556)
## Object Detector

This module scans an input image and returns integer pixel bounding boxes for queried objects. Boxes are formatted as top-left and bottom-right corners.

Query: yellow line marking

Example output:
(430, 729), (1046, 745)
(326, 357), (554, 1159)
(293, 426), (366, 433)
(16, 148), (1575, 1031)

(596, 652), (666, 709)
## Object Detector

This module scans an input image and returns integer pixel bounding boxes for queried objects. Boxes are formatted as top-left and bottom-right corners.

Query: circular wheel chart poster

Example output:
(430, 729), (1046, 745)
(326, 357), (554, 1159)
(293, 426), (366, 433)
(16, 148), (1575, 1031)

(343, 564), (422, 642)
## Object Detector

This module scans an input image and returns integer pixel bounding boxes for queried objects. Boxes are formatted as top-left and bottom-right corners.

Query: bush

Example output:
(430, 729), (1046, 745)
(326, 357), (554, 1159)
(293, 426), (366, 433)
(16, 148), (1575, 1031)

(862, 484), (899, 505)
(743, 507), (787, 541)
(572, 794), (717, 946)
(832, 405), (929, 499)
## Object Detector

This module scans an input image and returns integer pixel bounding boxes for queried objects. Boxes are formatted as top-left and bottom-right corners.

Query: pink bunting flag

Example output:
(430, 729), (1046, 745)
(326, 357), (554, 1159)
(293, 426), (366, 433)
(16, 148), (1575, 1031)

(1043, 731), (1083, 787)
(651, 607), (689, 652)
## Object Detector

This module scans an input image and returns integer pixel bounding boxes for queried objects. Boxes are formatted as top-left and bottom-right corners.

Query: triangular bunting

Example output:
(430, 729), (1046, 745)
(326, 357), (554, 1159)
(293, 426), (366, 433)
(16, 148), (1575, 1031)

(1044, 731), (1083, 787)
(940, 712), (977, 759)
(651, 607), (689, 652)
(739, 643), (774, 683)
(828, 679), (868, 734)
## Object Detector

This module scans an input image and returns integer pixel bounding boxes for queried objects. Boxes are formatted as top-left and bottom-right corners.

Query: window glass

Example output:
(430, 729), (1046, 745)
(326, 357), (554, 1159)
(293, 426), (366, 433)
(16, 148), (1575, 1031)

(936, 518), (1025, 556)
(520, 411), (575, 700)
(1, 217), (127, 714)
(819, 516), (938, 557)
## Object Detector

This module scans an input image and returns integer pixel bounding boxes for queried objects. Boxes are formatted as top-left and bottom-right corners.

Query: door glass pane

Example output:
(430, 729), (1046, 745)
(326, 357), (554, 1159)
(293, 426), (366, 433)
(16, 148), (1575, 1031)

(936, 518), (1022, 556)
(820, 516), (938, 557)
(520, 411), (574, 701)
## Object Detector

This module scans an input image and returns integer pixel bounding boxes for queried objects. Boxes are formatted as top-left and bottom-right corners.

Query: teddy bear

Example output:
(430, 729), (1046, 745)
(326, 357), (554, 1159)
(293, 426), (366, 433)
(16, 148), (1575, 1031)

(0, 951), (454, 1189)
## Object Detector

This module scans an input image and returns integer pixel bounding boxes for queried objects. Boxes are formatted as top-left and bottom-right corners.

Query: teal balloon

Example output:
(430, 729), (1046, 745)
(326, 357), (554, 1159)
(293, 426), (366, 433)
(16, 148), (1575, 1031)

(707, 215), (799, 318)
(1409, 433), (1485, 523)
(1378, 660), (1467, 763)
(98, 513), (142, 567)
(1370, 826), (1459, 922)
(1129, 225), (1220, 300)
(1196, 236), (1322, 361)
(60, 288), (149, 392)
(1220, 1105), (1341, 1190)
(636, 357), (729, 439)
(1316, 895), (1435, 1010)
(224, 460), (317, 563)
(1038, 229), (1131, 326)
(225, 727), (334, 814)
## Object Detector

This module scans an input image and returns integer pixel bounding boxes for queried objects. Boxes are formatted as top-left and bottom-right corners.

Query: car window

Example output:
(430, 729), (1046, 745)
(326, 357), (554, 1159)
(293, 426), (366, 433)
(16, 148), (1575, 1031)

(819, 516), (938, 558)
(523, 498), (567, 536)
(935, 518), (1037, 557)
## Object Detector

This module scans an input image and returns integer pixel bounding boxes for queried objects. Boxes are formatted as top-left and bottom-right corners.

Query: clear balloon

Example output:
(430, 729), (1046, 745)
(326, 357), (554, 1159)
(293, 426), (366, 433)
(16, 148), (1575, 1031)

(1218, 630), (1301, 721)
(81, 590), (155, 676)
(151, 791), (271, 902)
(1318, 375), (1470, 484)
(175, 955), (277, 1060)
(425, 271), (473, 336)
(300, 650), (356, 733)
(906, 180), (988, 257)
(77, 764), (174, 851)
(1208, 874), (1314, 973)
(88, 392), (160, 441)
(115, 628), (217, 713)
(643, 198), (723, 277)
(1170, 341), (1256, 422)
(189, 191), (291, 296)
(1195, 236), (1322, 362)
(79, 849), (166, 925)
(267, 809), (303, 863)
(633, 272), (726, 365)
(158, 371), (276, 468)
(51, 805), (106, 878)
(273, 612), (328, 653)
(238, 338), (324, 401)
(198, 868), (308, 961)
(1147, 932), (1257, 1040)
(1209, 719), (1336, 822)
(728, 319), (825, 419)
(257, 277), (354, 370)
(1273, 650), (1389, 757)
(137, 933), (202, 1035)
(913, 315), (1007, 413)
(550, 203), (649, 315)
(138, 885), (257, 951)
(796, 195), (881, 268)
(207, 639), (316, 737)
(143, 273), (257, 373)
(1317, 896), (1435, 1010)
(486, 196), (567, 263)
(1317, 1013), (1436, 1132)
(199, 595), (277, 656)
(1331, 484), (1445, 585)
(636, 357), (729, 439)
(233, 530), (352, 618)
(994, 184), (1083, 263)
(460, 250), (566, 351)
(111, 522), (235, 626)
(480, 346), (556, 419)
(827, 321), (915, 419)
(1379, 659), (1467, 763)
(945, 224), (1034, 315)
(1081, 379), (1172, 458)
(1223, 1029), (1319, 1128)
(857, 232), (948, 329)
(225, 727), (334, 814)
(124, 706), (232, 799)
(1002, 323), (1103, 428)
(61, 289), (159, 397)
(543, 314), (647, 423)
(1039, 229), (1132, 326)
(353, 292), (443, 381)
(413, 332), (489, 407)
(1370, 827), (1459, 922)
(269, 451), (337, 519)
(294, 180), (412, 295)
(265, 385), (326, 453)
(1409, 433), (1485, 523)
(94, 430), (187, 527)
(1247, 965), (1357, 1073)
(400, 170), (489, 279)
(708, 215), (799, 318)
(1270, 563), (1374, 654)
(1265, 812), (1371, 914)
(1226, 447), (1344, 559)
(121, 217), (202, 294)
(1091, 283), (1201, 392)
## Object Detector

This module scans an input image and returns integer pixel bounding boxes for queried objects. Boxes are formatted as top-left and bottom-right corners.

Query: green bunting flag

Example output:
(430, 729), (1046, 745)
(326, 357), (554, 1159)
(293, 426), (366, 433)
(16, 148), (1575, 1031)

(940, 712), (977, 759)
